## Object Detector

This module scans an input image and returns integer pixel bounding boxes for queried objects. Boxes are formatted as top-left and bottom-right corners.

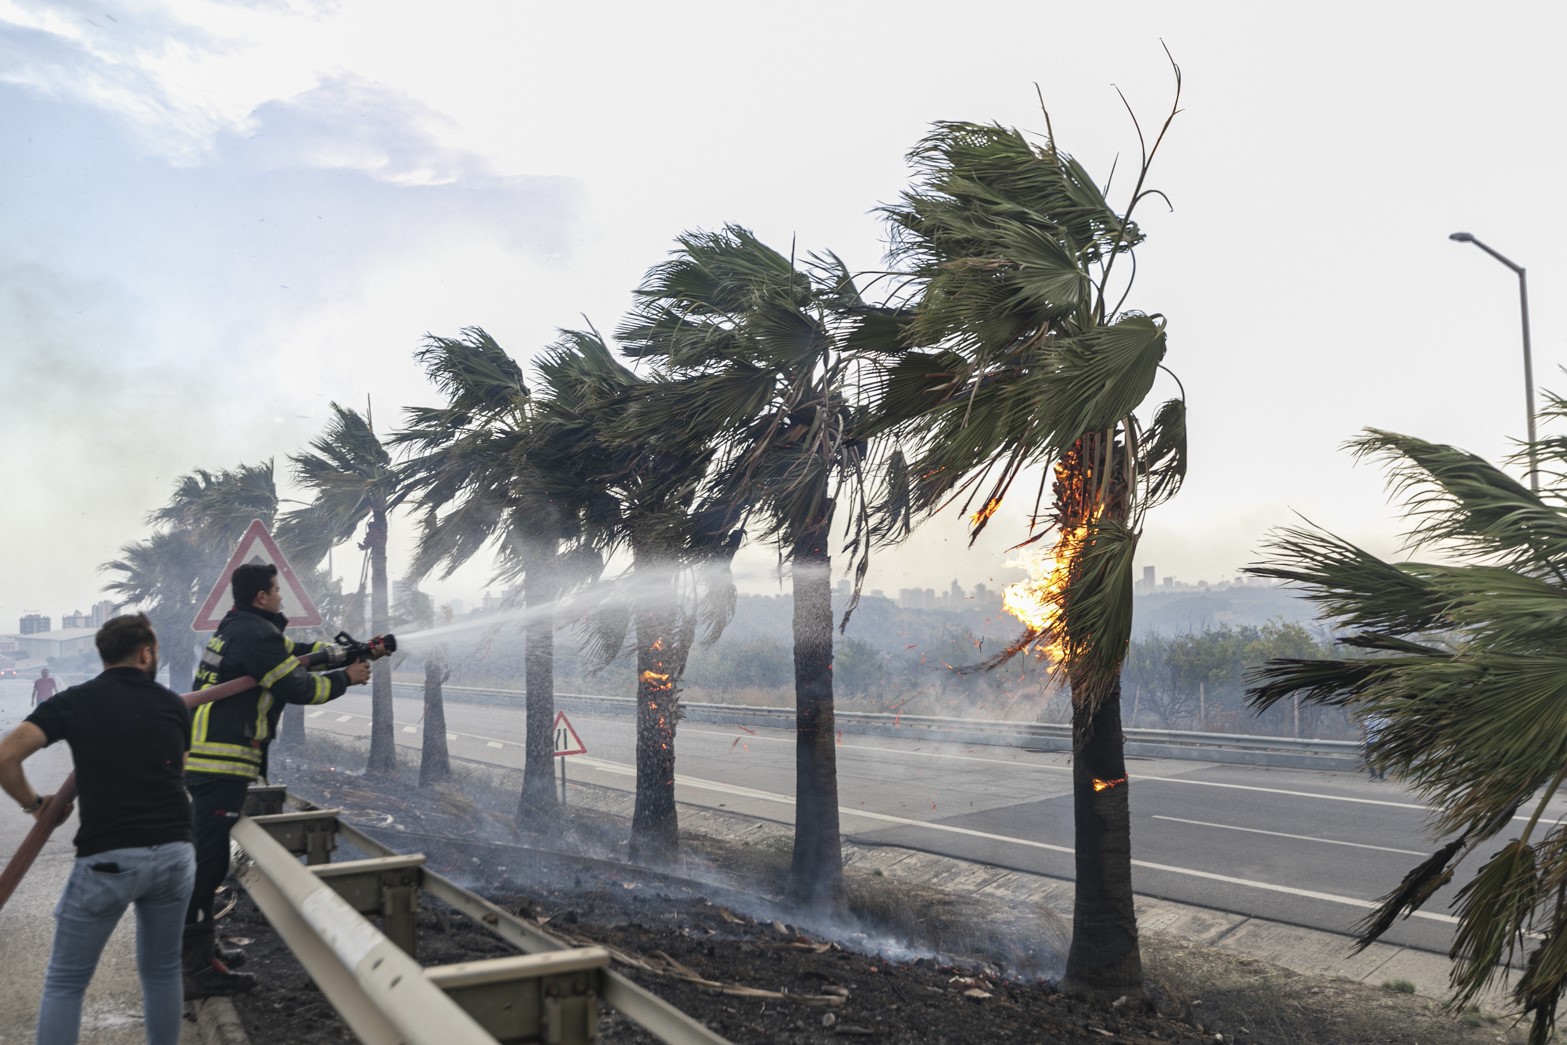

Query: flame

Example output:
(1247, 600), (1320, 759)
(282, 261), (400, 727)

(1092, 775), (1128, 792)
(1001, 456), (1101, 664)
(1002, 525), (1091, 661)
(970, 497), (1002, 528)
(640, 669), (672, 691)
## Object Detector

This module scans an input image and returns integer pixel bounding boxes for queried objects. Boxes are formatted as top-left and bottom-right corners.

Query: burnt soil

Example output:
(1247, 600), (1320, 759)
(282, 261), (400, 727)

(213, 748), (1530, 1045)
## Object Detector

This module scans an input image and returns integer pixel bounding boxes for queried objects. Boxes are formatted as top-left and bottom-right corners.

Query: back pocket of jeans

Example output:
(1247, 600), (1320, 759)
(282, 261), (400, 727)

(71, 863), (136, 918)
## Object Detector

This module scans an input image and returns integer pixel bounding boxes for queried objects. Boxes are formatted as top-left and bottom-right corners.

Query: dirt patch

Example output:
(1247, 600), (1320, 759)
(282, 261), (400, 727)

(214, 746), (1530, 1045)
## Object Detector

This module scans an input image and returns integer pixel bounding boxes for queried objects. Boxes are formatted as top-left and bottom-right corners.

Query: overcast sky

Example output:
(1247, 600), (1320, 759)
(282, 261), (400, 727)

(2, 1), (1563, 633)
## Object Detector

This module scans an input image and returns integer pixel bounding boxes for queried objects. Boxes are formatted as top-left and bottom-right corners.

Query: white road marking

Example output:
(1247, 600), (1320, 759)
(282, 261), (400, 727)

(307, 710), (325, 718)
(335, 714), (353, 723)
(695, 723), (1557, 824)
(391, 700), (1555, 836)
(487, 741), (504, 749)
(446, 733), (457, 741)
(402, 726), (417, 734)
(566, 756), (1456, 924)
(683, 727), (1431, 809)
(1150, 815), (1429, 857)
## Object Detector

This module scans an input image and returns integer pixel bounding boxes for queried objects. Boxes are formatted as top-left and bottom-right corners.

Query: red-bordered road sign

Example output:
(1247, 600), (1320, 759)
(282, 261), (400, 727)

(552, 711), (587, 757)
(192, 519), (322, 631)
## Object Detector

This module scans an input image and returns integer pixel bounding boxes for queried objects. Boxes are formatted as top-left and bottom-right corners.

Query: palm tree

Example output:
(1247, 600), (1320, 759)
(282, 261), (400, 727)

(153, 462), (282, 552)
(617, 228), (894, 909)
(1245, 415), (1567, 1045)
(395, 327), (598, 822)
(282, 402), (403, 774)
(106, 463), (292, 691)
(532, 328), (738, 862)
(875, 78), (1186, 997)
(101, 529), (206, 690)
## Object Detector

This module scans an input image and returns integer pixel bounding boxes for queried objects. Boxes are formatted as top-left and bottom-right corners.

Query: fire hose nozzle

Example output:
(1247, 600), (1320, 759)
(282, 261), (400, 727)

(300, 631), (398, 669)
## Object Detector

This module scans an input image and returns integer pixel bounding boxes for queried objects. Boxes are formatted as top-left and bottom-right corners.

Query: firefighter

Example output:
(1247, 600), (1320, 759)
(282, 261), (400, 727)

(181, 562), (374, 997)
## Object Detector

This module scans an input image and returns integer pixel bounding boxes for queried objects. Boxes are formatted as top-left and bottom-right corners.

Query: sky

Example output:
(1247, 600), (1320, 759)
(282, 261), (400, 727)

(2, 0), (1564, 633)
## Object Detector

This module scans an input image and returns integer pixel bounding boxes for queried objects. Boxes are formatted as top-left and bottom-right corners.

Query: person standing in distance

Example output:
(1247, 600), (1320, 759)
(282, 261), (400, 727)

(182, 562), (374, 996)
(0, 614), (195, 1045)
(31, 667), (59, 706)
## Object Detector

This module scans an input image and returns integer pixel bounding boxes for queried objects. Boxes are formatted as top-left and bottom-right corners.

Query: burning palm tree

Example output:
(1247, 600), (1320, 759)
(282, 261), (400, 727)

(876, 69), (1186, 997)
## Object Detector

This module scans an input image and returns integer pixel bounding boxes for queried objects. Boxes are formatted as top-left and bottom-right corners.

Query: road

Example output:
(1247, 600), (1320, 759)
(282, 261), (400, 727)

(291, 685), (1563, 957)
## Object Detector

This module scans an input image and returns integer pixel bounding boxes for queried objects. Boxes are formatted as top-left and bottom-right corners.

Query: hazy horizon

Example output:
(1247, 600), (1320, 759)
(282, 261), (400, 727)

(4, 1), (1559, 632)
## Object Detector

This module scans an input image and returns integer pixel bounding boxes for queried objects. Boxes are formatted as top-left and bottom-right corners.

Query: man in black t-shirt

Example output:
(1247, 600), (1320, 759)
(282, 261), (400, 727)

(0, 614), (195, 1045)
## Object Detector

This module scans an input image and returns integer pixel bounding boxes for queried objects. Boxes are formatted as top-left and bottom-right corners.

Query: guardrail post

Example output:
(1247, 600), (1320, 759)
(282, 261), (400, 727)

(425, 951), (607, 1045)
(310, 855), (427, 957)
(246, 810), (343, 866)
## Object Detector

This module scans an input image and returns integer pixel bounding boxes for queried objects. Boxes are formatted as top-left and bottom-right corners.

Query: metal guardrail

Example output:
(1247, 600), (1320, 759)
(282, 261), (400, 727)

(231, 787), (731, 1045)
(396, 683), (1362, 771)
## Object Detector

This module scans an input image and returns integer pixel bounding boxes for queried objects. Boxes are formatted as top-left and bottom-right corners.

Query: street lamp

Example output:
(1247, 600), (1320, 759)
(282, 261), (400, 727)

(1449, 231), (1539, 492)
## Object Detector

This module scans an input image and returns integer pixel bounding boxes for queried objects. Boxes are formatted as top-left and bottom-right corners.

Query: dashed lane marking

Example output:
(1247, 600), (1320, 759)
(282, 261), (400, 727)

(1150, 815), (1429, 857)
(565, 755), (1458, 925)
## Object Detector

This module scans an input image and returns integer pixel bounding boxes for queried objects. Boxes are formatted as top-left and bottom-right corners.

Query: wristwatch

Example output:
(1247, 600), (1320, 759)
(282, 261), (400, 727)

(20, 795), (43, 814)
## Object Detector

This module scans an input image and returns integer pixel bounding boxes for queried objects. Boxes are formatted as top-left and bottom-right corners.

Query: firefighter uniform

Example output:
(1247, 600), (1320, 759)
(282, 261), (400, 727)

(182, 603), (353, 978)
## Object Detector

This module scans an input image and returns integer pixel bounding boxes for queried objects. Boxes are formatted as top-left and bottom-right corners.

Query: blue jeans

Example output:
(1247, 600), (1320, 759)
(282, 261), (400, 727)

(37, 842), (196, 1045)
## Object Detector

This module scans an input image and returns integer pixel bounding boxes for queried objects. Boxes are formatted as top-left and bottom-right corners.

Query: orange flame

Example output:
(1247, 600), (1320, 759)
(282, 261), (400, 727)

(1092, 775), (1128, 792)
(970, 497), (1002, 528)
(640, 670), (672, 691)
(1001, 458), (1101, 664)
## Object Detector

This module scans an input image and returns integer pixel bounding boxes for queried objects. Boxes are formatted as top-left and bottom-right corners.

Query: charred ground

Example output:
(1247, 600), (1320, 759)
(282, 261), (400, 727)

(216, 743), (1529, 1044)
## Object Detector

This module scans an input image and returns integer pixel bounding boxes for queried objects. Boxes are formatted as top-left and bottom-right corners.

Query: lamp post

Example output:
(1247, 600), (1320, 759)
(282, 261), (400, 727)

(1449, 231), (1539, 492)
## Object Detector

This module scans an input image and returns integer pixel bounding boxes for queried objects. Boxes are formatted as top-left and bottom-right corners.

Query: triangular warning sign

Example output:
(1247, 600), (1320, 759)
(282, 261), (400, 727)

(191, 519), (322, 631)
(552, 711), (587, 757)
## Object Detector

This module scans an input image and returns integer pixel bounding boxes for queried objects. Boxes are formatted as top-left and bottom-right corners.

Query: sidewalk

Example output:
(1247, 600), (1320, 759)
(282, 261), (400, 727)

(0, 685), (203, 1045)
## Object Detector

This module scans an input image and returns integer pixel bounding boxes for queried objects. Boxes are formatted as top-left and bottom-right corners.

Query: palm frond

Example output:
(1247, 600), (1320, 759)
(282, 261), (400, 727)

(1351, 429), (1567, 576)
(1245, 522), (1451, 633)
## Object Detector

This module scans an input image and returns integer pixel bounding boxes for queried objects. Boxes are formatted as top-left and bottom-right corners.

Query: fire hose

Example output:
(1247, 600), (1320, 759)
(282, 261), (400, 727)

(0, 631), (394, 914)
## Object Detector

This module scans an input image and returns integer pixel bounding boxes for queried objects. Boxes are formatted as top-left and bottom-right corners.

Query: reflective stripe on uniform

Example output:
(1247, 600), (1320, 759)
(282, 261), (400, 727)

(259, 657), (299, 689)
(186, 756), (260, 778)
(256, 691), (273, 742)
(308, 673), (332, 704)
(190, 739), (261, 762)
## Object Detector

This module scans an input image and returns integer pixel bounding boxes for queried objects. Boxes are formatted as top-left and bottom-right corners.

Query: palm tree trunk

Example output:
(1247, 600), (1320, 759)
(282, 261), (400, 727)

(787, 516), (843, 911)
(419, 646), (451, 787)
(366, 510), (395, 774)
(518, 539), (559, 823)
(630, 561), (680, 863)
(1062, 668), (1143, 998)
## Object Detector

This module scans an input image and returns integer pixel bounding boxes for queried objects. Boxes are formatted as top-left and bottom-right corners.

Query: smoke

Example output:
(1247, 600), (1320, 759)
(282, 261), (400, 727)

(285, 738), (1070, 980)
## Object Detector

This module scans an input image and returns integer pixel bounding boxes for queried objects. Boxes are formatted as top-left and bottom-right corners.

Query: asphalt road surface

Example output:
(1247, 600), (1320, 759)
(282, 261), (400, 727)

(284, 685), (1567, 958)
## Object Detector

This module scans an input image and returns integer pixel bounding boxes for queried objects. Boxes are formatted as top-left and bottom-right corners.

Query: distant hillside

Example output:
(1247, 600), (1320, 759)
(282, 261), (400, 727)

(1131, 584), (1320, 638)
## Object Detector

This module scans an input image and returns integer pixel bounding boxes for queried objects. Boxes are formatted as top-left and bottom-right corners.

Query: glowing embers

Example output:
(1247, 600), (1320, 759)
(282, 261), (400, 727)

(640, 670), (672, 692)
(1092, 775), (1128, 792)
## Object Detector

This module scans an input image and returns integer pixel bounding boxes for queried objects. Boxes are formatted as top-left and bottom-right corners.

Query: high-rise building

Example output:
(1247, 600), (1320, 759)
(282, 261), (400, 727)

(19, 614), (51, 635)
